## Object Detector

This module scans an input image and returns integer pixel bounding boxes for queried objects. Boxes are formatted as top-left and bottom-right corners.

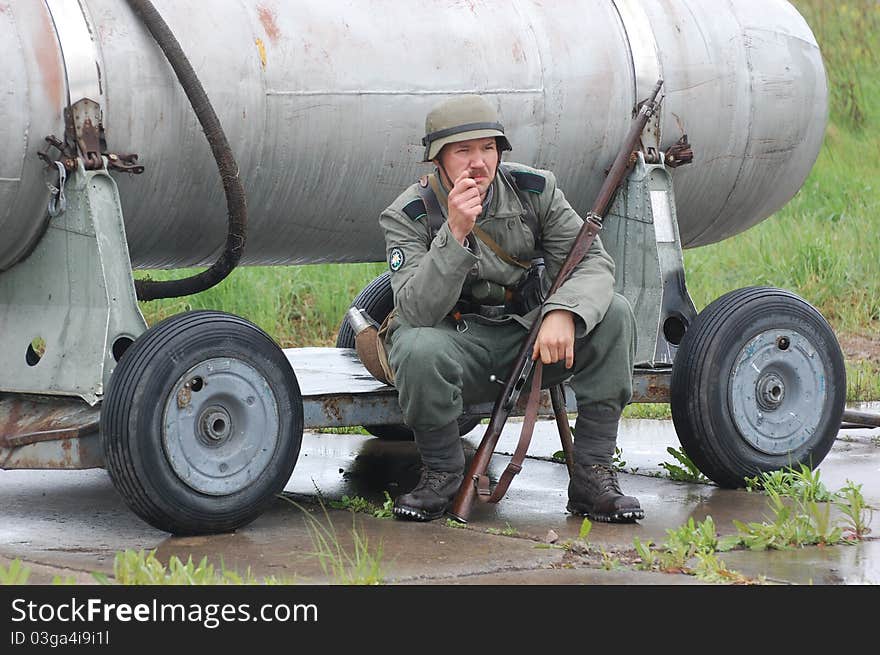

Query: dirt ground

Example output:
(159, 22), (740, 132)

(838, 332), (880, 366)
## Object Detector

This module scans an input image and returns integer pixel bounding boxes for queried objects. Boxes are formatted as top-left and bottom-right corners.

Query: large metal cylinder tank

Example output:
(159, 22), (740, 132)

(1, 0), (827, 271)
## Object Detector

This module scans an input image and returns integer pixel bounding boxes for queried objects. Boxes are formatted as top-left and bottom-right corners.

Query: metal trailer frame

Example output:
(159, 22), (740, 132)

(0, 135), (857, 535)
(0, 349), (673, 471)
(0, 149), (680, 472)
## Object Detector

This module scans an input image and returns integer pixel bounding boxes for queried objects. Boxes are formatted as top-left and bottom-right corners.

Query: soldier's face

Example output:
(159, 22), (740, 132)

(436, 137), (499, 200)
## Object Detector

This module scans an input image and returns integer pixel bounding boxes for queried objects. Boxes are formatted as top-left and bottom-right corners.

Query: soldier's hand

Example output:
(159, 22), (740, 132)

(532, 310), (576, 368)
(447, 168), (482, 244)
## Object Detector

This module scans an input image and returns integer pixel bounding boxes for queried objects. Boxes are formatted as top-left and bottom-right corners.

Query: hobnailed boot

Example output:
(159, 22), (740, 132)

(567, 463), (644, 523)
(393, 467), (463, 521)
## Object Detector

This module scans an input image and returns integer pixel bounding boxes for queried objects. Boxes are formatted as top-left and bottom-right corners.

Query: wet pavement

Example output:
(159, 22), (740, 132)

(0, 405), (877, 585)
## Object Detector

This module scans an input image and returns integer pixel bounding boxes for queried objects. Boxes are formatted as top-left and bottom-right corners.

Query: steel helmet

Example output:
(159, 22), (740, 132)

(421, 95), (512, 162)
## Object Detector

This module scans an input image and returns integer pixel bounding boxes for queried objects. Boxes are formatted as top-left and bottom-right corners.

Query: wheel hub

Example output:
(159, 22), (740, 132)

(755, 372), (786, 411)
(163, 358), (279, 496)
(729, 329), (826, 455)
(198, 406), (233, 445)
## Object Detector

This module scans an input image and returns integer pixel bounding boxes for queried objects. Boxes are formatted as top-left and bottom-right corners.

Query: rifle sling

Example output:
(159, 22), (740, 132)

(477, 361), (543, 503)
(476, 220), (603, 506)
(472, 225), (532, 270)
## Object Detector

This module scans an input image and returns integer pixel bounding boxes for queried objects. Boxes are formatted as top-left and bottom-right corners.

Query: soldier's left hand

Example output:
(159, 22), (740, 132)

(532, 310), (575, 368)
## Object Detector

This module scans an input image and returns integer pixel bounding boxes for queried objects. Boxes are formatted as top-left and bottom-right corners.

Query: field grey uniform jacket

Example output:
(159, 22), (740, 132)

(378, 162), (616, 338)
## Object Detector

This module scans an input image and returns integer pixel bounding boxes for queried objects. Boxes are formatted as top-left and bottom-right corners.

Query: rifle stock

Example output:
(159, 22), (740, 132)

(448, 79), (664, 523)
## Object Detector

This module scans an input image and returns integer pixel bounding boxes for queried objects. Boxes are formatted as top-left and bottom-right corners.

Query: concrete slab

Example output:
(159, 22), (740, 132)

(0, 414), (877, 585)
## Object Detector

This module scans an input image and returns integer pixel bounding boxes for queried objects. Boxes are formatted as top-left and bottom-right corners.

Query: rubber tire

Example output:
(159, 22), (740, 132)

(101, 311), (303, 535)
(670, 287), (846, 488)
(336, 272), (481, 440)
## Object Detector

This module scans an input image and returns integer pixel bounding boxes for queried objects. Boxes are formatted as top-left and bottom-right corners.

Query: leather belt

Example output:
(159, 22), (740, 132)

(452, 300), (511, 320)
(475, 304), (507, 319)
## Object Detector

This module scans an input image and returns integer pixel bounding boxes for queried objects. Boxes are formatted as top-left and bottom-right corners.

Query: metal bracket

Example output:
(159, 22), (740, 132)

(601, 153), (697, 367)
(106, 153), (145, 175)
(67, 98), (105, 170)
(0, 160), (148, 404)
(664, 135), (694, 168)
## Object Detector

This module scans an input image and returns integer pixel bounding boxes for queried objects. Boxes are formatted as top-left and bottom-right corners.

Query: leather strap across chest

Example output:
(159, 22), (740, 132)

(417, 167), (542, 267)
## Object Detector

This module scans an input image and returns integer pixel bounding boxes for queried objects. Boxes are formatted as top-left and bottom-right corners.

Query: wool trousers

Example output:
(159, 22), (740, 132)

(387, 293), (636, 469)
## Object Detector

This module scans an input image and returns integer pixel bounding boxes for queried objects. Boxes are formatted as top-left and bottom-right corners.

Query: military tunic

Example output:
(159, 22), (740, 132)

(379, 162), (635, 440)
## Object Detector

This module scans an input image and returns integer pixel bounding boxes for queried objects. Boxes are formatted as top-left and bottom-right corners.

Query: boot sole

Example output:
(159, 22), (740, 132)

(566, 503), (645, 523)
(392, 504), (447, 522)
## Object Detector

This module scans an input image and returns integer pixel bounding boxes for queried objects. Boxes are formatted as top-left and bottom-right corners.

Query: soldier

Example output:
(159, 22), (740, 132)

(379, 95), (643, 523)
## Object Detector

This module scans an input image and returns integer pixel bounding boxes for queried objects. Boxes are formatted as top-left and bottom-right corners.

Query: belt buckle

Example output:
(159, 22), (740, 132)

(478, 304), (507, 319)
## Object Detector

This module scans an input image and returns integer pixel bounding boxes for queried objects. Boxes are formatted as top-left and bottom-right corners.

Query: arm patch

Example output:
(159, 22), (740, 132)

(510, 171), (546, 194)
(402, 199), (428, 221)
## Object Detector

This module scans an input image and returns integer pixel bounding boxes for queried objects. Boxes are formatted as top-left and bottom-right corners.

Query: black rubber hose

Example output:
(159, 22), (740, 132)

(125, 0), (247, 301)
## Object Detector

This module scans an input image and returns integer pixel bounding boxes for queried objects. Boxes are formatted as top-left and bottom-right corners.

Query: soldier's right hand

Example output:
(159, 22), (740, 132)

(447, 168), (482, 245)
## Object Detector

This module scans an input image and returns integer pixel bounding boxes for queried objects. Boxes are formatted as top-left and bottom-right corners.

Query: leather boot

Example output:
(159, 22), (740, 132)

(393, 467), (463, 521)
(393, 420), (463, 521)
(567, 463), (644, 523)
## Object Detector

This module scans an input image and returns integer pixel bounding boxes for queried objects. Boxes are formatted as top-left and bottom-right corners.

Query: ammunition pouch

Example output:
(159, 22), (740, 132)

(508, 257), (546, 316)
(457, 258), (546, 319)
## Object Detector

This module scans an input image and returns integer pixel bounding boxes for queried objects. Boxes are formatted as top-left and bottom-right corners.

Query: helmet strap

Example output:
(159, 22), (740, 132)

(434, 154), (499, 199)
(435, 160), (453, 192)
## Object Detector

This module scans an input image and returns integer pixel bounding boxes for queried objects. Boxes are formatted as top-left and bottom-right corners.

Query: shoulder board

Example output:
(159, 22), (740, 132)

(509, 170), (546, 194)
(402, 199), (427, 221)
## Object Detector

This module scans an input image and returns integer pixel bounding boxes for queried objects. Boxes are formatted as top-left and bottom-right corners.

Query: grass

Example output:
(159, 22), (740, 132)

(730, 491), (843, 550)
(314, 426), (372, 436)
(1, 498), (390, 586)
(307, 517), (385, 585)
(633, 517), (758, 583)
(630, 470), (873, 582)
(845, 361), (880, 403)
(537, 517), (595, 554)
(322, 460), (868, 584)
(329, 491), (395, 519)
(622, 403), (672, 420)
(1, 550), (286, 586)
(0, 559), (33, 585)
(611, 446), (632, 473)
(836, 480), (874, 540)
(486, 522), (519, 537)
(744, 463), (833, 502)
(137, 263), (386, 348)
(734, 465), (873, 548)
(658, 447), (710, 484)
(97, 550), (284, 585)
(661, 517), (719, 569)
(281, 497), (386, 585)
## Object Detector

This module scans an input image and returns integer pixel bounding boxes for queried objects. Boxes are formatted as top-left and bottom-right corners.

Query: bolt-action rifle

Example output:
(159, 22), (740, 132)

(448, 79), (665, 523)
